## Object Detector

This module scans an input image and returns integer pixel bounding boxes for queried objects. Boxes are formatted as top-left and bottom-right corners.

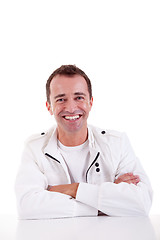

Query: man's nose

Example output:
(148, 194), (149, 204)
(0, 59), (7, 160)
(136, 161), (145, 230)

(65, 99), (77, 113)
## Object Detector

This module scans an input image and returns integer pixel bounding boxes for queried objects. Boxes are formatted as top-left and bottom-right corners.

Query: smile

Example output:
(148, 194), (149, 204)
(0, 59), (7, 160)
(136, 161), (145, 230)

(63, 115), (81, 120)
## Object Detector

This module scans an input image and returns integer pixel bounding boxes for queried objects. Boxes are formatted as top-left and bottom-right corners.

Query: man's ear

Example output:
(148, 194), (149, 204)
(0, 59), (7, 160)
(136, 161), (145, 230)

(46, 101), (53, 115)
(90, 96), (93, 109)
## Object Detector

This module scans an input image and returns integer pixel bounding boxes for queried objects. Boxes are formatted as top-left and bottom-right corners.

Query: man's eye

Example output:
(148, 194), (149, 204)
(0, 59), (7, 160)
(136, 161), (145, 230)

(56, 98), (65, 102)
(76, 96), (84, 100)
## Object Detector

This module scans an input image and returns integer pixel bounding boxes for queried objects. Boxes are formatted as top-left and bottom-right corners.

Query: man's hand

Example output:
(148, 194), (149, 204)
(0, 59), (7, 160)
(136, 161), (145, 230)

(114, 173), (140, 185)
(47, 183), (79, 198)
(47, 173), (139, 198)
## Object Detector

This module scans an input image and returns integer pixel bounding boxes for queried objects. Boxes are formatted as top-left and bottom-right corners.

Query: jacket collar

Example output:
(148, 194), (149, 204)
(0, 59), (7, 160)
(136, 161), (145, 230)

(43, 125), (100, 158)
(43, 126), (59, 158)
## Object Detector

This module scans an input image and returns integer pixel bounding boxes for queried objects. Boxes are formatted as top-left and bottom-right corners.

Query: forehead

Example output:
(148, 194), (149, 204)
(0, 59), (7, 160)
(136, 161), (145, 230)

(50, 74), (89, 95)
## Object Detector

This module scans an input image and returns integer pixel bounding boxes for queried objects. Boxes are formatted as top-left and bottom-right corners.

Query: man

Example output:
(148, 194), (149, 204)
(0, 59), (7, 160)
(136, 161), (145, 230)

(15, 65), (152, 219)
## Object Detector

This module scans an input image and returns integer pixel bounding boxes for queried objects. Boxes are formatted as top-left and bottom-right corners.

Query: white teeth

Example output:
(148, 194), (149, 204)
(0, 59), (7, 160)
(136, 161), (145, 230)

(64, 115), (80, 120)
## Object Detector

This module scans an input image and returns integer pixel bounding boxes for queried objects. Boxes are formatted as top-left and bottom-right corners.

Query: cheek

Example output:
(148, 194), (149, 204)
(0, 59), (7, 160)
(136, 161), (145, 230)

(79, 102), (92, 112)
(53, 105), (63, 116)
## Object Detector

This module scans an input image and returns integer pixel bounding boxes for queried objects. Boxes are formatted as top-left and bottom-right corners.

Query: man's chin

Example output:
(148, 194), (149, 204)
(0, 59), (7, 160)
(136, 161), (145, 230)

(58, 121), (86, 134)
(63, 125), (83, 133)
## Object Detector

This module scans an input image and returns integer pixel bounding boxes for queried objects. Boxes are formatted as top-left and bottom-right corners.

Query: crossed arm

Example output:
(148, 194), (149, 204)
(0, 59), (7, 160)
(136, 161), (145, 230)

(48, 173), (140, 198)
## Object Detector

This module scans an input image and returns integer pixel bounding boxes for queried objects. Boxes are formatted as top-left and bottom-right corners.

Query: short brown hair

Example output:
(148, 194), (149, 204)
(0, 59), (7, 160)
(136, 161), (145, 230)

(46, 65), (92, 103)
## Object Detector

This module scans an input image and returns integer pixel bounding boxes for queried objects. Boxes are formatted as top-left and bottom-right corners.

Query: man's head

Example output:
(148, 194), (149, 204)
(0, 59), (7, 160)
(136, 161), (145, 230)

(46, 65), (92, 104)
(45, 65), (93, 140)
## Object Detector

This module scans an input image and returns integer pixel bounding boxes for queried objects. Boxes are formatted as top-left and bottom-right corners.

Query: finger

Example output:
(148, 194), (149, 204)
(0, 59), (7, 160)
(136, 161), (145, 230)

(124, 177), (140, 185)
(115, 173), (140, 184)
(118, 173), (134, 182)
(114, 173), (131, 183)
(120, 173), (139, 182)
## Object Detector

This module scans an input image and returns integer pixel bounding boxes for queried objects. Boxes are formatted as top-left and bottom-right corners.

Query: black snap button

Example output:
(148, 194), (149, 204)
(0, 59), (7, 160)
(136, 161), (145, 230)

(95, 162), (99, 167)
(96, 168), (100, 172)
(101, 131), (106, 134)
(41, 132), (45, 135)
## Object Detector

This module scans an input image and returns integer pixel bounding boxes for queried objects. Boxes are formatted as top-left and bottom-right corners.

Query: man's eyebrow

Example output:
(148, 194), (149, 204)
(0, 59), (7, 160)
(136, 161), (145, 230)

(54, 94), (65, 99)
(74, 92), (86, 96)
(54, 92), (86, 99)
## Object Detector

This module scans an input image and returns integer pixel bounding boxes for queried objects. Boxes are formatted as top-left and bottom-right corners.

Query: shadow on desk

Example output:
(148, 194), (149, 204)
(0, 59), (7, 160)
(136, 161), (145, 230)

(16, 216), (157, 240)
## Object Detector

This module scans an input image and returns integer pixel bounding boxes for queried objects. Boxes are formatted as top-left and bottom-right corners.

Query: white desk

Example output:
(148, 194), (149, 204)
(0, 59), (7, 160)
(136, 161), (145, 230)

(0, 214), (160, 240)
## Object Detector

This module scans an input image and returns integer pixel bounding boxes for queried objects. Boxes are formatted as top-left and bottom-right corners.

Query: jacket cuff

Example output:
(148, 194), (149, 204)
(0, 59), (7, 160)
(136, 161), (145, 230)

(76, 183), (99, 209)
(73, 200), (98, 217)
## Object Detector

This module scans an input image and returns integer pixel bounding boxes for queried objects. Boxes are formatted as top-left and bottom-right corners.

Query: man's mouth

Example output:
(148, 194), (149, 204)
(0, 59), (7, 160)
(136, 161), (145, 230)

(63, 114), (82, 121)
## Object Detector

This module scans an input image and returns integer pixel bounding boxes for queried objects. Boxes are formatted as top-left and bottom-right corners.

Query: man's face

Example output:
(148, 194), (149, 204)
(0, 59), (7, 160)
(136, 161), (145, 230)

(46, 74), (93, 134)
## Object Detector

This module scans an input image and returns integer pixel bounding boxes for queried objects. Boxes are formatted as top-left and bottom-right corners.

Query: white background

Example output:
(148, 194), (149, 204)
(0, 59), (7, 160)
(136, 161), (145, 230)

(0, 0), (159, 215)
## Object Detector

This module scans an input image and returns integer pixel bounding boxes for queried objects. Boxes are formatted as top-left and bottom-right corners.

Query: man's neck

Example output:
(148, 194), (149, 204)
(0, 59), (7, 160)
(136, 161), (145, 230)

(57, 128), (88, 147)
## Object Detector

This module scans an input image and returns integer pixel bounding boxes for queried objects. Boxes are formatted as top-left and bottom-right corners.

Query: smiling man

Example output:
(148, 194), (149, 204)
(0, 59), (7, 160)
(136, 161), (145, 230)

(15, 65), (153, 219)
(46, 74), (93, 145)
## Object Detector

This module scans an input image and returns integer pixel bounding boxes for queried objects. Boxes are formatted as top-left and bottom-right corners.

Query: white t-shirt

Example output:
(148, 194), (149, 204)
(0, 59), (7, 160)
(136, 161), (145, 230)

(57, 140), (90, 183)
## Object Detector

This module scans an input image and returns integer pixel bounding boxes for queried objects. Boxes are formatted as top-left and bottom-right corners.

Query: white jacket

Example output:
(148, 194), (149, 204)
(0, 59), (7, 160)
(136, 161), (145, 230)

(15, 125), (153, 219)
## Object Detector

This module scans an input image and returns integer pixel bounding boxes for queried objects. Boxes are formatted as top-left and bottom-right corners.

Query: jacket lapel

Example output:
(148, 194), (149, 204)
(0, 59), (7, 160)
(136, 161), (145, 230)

(43, 127), (72, 183)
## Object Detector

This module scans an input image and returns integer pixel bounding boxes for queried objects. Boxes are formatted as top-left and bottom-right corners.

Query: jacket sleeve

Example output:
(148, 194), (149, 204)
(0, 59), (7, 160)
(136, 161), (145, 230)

(15, 145), (97, 219)
(76, 133), (153, 216)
